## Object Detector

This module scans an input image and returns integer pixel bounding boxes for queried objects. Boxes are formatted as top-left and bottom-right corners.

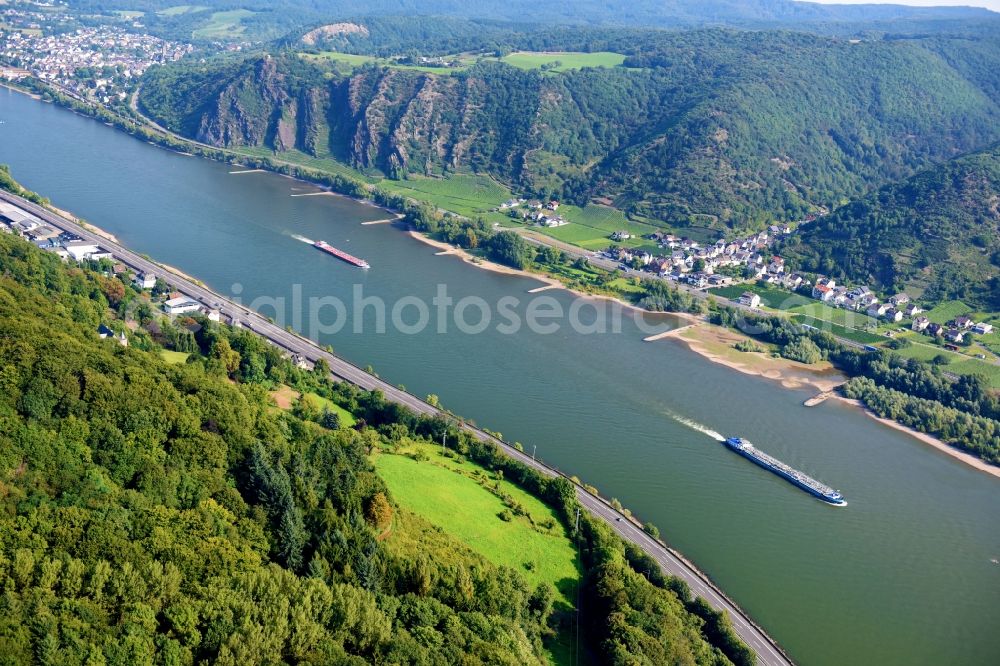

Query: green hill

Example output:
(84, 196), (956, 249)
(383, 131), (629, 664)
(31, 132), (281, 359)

(138, 28), (1000, 230)
(782, 143), (1000, 309)
(0, 212), (746, 663)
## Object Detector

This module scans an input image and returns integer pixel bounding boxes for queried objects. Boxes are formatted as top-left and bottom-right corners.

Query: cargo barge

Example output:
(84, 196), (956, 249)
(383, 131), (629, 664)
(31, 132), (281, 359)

(314, 240), (370, 268)
(725, 437), (846, 506)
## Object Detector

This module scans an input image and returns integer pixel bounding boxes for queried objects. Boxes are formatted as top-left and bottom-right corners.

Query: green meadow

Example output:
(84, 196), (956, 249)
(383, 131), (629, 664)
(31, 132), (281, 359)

(374, 444), (580, 607)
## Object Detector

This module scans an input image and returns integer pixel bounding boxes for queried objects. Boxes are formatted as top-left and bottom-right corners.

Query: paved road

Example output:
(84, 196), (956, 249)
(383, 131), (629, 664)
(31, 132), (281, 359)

(1, 189), (794, 665)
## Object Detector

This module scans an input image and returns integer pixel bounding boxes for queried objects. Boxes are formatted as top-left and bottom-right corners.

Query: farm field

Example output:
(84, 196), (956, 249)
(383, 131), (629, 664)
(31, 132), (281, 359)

(791, 315), (884, 344)
(381, 174), (513, 218)
(789, 302), (880, 329)
(374, 444), (580, 606)
(232, 146), (377, 183)
(303, 51), (474, 74)
(500, 51), (628, 72)
(709, 283), (812, 310)
(531, 204), (658, 250)
(192, 9), (254, 39)
(157, 5), (207, 16)
(924, 300), (974, 324)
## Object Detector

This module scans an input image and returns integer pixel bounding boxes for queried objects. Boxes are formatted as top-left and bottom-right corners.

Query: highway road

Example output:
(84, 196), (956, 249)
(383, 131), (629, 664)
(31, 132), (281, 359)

(1, 188), (794, 665)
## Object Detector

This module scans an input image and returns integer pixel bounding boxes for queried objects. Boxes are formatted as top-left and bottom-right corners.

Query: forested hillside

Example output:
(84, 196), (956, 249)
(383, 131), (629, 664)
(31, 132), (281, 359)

(0, 229), (747, 663)
(70, 0), (998, 33)
(782, 144), (1000, 309)
(139, 28), (1000, 230)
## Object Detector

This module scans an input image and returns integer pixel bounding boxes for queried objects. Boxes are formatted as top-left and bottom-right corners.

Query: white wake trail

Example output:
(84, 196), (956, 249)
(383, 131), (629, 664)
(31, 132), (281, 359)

(667, 412), (726, 441)
(290, 234), (314, 244)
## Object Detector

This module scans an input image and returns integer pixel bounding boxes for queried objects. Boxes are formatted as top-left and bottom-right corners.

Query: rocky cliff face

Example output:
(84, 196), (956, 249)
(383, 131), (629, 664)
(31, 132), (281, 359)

(181, 57), (543, 181)
(143, 44), (1000, 228)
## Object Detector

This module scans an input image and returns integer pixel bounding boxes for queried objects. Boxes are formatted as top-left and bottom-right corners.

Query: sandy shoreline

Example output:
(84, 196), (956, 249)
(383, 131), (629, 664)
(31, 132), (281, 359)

(406, 229), (702, 327)
(672, 323), (1000, 478)
(158, 262), (204, 286)
(671, 322), (845, 393)
(834, 397), (1000, 480)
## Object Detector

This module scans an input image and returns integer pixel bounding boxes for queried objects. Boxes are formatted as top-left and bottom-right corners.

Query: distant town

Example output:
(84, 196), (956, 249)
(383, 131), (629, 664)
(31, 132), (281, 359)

(0, 23), (191, 104)
(0, 200), (225, 326)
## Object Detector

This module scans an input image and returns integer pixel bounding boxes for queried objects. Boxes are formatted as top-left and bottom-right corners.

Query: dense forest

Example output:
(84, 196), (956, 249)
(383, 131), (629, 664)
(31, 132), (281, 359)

(138, 28), (1000, 230)
(0, 226), (748, 662)
(68, 0), (999, 36)
(781, 143), (1000, 310)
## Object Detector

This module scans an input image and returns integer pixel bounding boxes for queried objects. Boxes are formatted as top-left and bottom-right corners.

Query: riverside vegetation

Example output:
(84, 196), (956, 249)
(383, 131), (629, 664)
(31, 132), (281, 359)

(0, 221), (752, 663)
(712, 306), (1000, 465)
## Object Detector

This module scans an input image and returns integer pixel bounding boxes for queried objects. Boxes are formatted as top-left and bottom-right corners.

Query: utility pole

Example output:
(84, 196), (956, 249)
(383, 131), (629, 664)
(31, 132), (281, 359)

(441, 432), (446, 453)
(532, 443), (536, 461)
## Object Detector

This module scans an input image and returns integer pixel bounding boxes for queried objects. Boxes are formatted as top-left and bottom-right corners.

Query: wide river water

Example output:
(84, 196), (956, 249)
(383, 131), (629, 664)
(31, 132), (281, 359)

(2, 88), (998, 665)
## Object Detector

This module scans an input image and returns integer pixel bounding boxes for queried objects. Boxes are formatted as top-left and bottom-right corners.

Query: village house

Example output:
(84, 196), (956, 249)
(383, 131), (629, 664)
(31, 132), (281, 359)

(903, 303), (923, 318)
(884, 308), (904, 323)
(134, 272), (156, 290)
(973, 322), (993, 335)
(739, 291), (762, 308)
(952, 316), (974, 329)
(945, 328), (965, 343)
(927, 322), (945, 337)
(889, 293), (910, 306)
(610, 230), (633, 241)
(812, 277), (836, 301)
(912, 316), (930, 332)
(867, 303), (890, 318)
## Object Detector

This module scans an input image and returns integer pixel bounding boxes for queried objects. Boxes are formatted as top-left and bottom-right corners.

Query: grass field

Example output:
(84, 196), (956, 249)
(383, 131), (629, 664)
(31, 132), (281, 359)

(192, 9), (254, 39)
(301, 391), (356, 426)
(305, 50), (628, 76)
(789, 302), (880, 330)
(157, 4), (207, 16)
(500, 51), (627, 72)
(924, 300), (974, 324)
(374, 445), (580, 607)
(159, 350), (190, 364)
(232, 146), (376, 183)
(791, 315), (884, 344)
(708, 284), (812, 310)
(381, 174), (513, 218)
(531, 204), (658, 250)
(304, 51), (474, 74)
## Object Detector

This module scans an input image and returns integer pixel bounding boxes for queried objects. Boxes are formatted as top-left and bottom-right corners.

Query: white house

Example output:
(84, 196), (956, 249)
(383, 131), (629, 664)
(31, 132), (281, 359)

(738, 291), (761, 308)
(868, 303), (890, 318)
(163, 297), (201, 315)
(912, 316), (930, 332)
(973, 322), (994, 335)
(889, 293), (910, 306)
(207, 309), (221, 322)
(884, 308), (904, 323)
(134, 272), (156, 290)
(812, 277), (836, 301)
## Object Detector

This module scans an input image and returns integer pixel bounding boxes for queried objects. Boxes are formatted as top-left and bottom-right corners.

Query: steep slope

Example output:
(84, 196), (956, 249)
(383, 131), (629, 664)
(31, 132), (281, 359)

(139, 30), (1000, 229)
(782, 144), (1000, 309)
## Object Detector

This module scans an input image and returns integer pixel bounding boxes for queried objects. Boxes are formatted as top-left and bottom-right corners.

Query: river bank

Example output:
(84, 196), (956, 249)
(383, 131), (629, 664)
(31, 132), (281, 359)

(835, 396), (1000, 480)
(672, 321), (1000, 479)
(406, 229), (703, 327)
(670, 322), (845, 392)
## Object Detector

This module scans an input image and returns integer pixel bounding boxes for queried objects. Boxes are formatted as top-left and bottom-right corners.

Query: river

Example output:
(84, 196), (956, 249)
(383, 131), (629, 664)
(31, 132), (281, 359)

(2, 88), (998, 665)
